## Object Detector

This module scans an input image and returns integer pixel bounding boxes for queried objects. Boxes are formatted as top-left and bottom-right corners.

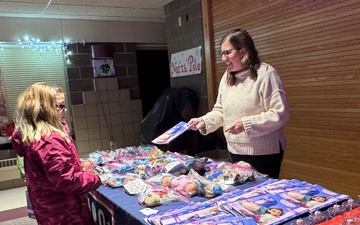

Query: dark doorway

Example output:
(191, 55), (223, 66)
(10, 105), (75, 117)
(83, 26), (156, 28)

(136, 50), (171, 118)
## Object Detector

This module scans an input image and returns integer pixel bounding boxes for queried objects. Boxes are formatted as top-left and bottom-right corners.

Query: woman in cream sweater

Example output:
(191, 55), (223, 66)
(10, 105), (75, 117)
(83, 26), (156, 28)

(189, 28), (290, 178)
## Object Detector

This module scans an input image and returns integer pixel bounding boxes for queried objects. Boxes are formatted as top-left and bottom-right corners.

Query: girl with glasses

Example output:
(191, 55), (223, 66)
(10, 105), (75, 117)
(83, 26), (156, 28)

(12, 82), (101, 225)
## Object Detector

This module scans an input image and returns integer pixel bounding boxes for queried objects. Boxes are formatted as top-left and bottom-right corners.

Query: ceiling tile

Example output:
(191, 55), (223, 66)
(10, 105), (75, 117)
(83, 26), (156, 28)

(0, 0), (172, 22)
(0, 2), (47, 13)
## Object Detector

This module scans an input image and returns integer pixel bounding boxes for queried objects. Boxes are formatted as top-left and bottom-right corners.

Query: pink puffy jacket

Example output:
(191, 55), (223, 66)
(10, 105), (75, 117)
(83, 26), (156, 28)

(12, 129), (100, 225)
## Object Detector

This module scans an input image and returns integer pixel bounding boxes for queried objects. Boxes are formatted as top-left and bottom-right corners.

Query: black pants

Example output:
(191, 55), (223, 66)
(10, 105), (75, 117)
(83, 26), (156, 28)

(229, 147), (284, 179)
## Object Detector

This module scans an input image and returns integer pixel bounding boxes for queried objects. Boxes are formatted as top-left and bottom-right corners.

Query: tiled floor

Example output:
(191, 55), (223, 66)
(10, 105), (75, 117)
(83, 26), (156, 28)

(0, 187), (37, 224)
(0, 217), (37, 225)
(0, 186), (27, 212)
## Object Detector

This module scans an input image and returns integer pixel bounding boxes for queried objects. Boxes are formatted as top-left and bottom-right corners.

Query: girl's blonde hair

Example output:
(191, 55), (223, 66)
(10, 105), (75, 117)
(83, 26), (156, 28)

(14, 82), (69, 145)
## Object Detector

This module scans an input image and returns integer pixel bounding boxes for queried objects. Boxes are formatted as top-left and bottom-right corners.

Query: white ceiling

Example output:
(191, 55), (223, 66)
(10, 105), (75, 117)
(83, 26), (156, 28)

(0, 0), (173, 23)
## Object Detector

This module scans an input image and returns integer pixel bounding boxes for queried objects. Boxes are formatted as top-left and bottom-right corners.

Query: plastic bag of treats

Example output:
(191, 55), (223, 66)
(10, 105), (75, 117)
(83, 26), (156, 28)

(170, 175), (200, 197)
(138, 186), (189, 207)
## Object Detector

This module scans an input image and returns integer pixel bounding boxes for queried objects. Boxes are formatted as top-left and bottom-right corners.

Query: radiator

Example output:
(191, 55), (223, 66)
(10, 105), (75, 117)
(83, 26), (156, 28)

(0, 158), (21, 182)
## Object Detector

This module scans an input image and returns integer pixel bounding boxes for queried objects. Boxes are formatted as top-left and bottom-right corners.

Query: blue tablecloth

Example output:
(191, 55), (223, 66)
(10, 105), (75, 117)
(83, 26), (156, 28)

(94, 178), (269, 225)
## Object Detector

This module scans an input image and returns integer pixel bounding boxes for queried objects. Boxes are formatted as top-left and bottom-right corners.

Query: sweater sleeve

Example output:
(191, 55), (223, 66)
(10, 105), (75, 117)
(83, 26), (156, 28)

(242, 69), (290, 138)
(41, 136), (100, 195)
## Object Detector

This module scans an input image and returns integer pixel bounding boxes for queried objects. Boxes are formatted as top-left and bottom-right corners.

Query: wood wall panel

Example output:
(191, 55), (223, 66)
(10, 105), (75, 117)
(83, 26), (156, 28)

(203, 0), (360, 198)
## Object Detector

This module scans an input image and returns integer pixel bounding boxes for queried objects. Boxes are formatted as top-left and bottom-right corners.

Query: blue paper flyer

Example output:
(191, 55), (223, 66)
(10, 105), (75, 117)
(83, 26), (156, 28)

(159, 202), (220, 225)
(279, 183), (349, 213)
(224, 193), (308, 225)
(152, 121), (192, 145)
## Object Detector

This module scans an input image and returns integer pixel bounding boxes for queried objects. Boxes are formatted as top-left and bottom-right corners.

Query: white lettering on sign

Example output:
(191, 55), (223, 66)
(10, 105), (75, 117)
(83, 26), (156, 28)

(170, 46), (202, 77)
(88, 191), (114, 225)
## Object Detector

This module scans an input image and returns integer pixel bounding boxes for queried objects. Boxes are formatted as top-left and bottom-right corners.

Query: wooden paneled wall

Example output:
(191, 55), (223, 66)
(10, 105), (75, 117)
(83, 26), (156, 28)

(201, 0), (360, 198)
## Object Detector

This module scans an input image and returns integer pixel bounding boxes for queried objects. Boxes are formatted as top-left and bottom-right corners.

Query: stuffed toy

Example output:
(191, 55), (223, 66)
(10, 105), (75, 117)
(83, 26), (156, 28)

(138, 187), (187, 207)
(144, 174), (174, 188)
(106, 174), (124, 187)
(105, 161), (131, 174)
(203, 183), (223, 198)
(206, 170), (223, 183)
(205, 161), (225, 172)
(161, 176), (173, 187)
(143, 192), (162, 207)
(145, 161), (165, 177)
(184, 158), (207, 176)
(235, 160), (252, 168)
(136, 164), (146, 177)
(81, 160), (94, 173)
(184, 182), (198, 197)
(188, 168), (225, 198)
(221, 169), (241, 185)
(171, 176), (199, 197)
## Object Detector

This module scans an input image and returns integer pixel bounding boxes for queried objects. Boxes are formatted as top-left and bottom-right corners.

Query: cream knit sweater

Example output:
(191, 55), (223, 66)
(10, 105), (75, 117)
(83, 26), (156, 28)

(200, 63), (290, 155)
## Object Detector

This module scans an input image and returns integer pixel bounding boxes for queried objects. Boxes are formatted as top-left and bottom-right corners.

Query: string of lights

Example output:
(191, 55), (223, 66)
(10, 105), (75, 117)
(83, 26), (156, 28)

(17, 36), (66, 54)
(15, 35), (73, 62)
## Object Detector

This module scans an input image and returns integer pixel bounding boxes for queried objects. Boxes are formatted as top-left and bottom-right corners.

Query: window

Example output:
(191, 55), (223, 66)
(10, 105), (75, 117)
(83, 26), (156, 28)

(0, 45), (68, 121)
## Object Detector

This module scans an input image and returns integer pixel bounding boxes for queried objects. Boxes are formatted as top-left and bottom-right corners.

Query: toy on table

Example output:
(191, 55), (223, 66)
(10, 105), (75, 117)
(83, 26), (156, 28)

(206, 162), (258, 185)
(150, 148), (165, 161)
(136, 145), (160, 157)
(235, 160), (268, 180)
(205, 161), (225, 172)
(163, 160), (187, 176)
(138, 186), (188, 207)
(188, 169), (226, 198)
(81, 152), (103, 166)
(138, 187), (168, 207)
(224, 162), (254, 184)
(81, 160), (95, 173)
(161, 175), (173, 187)
(145, 161), (166, 177)
(105, 174), (125, 187)
(235, 160), (252, 168)
(184, 157), (207, 176)
(122, 173), (142, 184)
(171, 175), (199, 197)
(205, 170), (223, 183)
(202, 182), (223, 198)
(135, 164), (147, 178)
(145, 174), (174, 188)
(105, 161), (131, 174)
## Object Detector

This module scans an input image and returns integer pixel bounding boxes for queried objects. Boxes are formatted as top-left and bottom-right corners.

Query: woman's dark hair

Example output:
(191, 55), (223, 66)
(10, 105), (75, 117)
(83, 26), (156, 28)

(220, 28), (261, 85)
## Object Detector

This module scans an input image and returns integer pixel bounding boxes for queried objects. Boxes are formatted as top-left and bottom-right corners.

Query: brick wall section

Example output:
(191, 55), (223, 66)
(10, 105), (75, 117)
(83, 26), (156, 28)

(65, 42), (142, 155)
(164, 0), (208, 115)
(66, 42), (140, 104)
